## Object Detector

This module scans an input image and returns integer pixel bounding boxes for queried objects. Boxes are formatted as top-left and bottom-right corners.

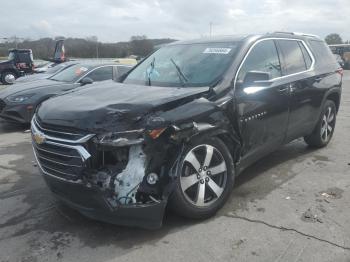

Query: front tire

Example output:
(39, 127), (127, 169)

(1, 71), (16, 85)
(304, 100), (337, 148)
(169, 136), (235, 219)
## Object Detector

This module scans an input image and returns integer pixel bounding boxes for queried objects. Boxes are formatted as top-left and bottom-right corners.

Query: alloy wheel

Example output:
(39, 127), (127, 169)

(4, 73), (15, 84)
(180, 144), (227, 207)
(320, 106), (335, 143)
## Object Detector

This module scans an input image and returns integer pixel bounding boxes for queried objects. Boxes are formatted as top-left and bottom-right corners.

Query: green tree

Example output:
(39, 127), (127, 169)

(325, 34), (343, 45)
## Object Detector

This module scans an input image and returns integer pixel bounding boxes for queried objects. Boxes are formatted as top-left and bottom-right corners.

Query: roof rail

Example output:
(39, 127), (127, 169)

(273, 31), (319, 39)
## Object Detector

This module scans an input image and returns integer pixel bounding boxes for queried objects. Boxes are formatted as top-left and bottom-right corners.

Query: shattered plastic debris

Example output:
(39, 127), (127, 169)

(301, 208), (323, 223)
(114, 145), (146, 204)
(320, 187), (344, 200)
(321, 192), (332, 198)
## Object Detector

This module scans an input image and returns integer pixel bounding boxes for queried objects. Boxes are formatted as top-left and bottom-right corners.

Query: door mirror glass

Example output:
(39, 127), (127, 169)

(243, 71), (270, 87)
(80, 77), (94, 85)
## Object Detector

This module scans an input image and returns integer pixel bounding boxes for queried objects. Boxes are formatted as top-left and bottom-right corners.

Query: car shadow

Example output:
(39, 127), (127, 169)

(0, 120), (30, 133)
(0, 138), (321, 258)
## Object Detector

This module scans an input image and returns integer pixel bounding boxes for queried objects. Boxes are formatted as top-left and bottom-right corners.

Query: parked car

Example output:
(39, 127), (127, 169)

(15, 61), (78, 83)
(334, 54), (345, 68)
(31, 32), (342, 229)
(0, 63), (132, 124)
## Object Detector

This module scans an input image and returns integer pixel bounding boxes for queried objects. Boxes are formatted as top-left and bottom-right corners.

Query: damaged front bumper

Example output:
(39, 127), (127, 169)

(43, 174), (167, 229)
(31, 116), (172, 229)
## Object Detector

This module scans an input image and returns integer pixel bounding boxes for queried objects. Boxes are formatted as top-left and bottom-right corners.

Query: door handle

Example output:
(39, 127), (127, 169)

(315, 77), (323, 82)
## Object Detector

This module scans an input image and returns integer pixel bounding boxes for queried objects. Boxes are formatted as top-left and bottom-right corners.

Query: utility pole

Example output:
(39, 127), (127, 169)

(209, 22), (213, 37)
(96, 42), (99, 59)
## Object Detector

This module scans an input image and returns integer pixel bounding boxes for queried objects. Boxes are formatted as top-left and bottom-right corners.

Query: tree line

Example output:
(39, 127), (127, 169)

(0, 36), (176, 59)
(325, 33), (349, 45)
(1, 33), (348, 59)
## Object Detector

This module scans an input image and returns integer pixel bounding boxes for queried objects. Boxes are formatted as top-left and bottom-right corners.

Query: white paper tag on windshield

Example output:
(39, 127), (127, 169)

(203, 48), (232, 54)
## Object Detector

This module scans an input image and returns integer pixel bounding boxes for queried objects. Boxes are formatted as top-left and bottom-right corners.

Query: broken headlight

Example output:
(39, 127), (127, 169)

(94, 129), (145, 147)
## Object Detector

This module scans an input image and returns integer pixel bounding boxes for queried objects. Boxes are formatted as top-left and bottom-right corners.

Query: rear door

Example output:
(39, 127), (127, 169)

(276, 39), (330, 141)
(235, 39), (290, 164)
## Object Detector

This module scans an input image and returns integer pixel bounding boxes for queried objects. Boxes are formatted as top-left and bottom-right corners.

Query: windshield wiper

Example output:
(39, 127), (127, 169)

(170, 58), (188, 87)
(147, 57), (156, 86)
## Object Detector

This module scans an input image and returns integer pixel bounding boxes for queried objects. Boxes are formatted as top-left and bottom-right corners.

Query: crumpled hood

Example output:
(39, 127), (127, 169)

(0, 79), (70, 98)
(37, 82), (210, 133)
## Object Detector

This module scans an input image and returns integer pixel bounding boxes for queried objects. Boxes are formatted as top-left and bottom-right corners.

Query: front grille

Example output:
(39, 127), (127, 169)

(0, 99), (6, 113)
(32, 116), (95, 182)
(34, 117), (87, 141)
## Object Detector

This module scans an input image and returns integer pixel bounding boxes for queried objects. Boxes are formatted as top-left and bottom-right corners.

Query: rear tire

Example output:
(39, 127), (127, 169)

(304, 100), (337, 148)
(1, 71), (16, 85)
(169, 136), (235, 219)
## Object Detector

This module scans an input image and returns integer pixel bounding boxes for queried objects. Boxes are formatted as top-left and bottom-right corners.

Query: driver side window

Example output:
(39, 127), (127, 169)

(237, 40), (282, 82)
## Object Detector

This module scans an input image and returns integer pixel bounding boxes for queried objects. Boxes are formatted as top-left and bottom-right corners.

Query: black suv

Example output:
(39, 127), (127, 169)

(31, 32), (342, 229)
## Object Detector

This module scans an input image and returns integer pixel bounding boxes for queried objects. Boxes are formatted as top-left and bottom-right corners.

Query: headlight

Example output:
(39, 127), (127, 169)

(94, 127), (167, 147)
(94, 129), (145, 147)
(7, 94), (35, 103)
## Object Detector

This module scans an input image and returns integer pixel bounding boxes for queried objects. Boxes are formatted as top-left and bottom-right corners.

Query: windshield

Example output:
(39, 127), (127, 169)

(46, 63), (71, 74)
(8, 52), (15, 61)
(123, 42), (239, 87)
(50, 64), (91, 82)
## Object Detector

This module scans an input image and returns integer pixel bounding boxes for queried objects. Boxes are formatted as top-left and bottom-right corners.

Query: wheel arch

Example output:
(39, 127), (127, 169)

(1, 68), (20, 77)
(325, 91), (341, 113)
(191, 127), (242, 165)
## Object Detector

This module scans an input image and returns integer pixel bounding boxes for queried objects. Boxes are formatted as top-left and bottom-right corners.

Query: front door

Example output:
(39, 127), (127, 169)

(234, 39), (290, 166)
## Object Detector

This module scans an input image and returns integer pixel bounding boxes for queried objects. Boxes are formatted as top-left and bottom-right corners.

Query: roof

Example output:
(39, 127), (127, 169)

(167, 32), (322, 46)
(168, 35), (251, 45)
(8, 49), (32, 53)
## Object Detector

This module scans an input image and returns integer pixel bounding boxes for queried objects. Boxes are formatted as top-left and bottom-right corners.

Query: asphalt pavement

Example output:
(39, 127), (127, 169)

(0, 72), (349, 262)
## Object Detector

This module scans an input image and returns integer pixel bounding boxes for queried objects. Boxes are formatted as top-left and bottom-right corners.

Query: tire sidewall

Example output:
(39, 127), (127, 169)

(306, 100), (337, 148)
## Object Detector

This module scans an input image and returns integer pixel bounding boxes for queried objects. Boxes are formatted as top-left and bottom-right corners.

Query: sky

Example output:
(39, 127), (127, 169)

(1, 0), (349, 42)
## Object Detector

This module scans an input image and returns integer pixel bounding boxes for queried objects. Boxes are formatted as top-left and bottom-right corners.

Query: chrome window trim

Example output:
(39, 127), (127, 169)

(233, 37), (316, 91)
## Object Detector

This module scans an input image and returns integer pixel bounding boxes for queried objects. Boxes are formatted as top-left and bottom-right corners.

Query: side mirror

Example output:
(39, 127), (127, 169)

(80, 77), (94, 85)
(243, 71), (271, 87)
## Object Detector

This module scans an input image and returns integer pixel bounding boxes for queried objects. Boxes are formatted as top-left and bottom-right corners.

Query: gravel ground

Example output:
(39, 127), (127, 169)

(0, 72), (349, 262)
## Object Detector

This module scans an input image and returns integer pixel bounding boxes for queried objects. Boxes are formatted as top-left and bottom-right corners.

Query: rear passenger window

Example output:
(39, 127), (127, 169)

(298, 42), (312, 68)
(278, 40), (307, 75)
(308, 40), (337, 66)
(237, 40), (282, 82)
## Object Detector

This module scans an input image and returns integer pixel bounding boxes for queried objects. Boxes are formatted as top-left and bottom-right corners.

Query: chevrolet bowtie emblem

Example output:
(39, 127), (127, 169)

(33, 131), (46, 145)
